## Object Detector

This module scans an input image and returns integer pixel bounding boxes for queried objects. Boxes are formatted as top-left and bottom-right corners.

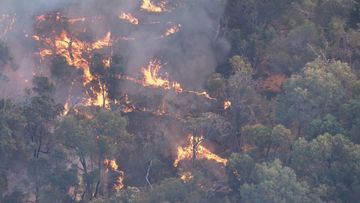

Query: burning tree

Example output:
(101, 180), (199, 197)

(56, 108), (134, 200)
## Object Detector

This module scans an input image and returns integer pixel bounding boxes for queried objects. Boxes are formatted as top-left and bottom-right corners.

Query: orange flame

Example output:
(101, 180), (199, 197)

(114, 172), (125, 190)
(85, 81), (110, 109)
(35, 29), (112, 108)
(224, 100), (231, 110)
(39, 49), (53, 59)
(104, 159), (119, 171)
(68, 17), (86, 24)
(140, 0), (166, 13)
(180, 171), (193, 183)
(92, 32), (111, 49)
(103, 58), (111, 68)
(104, 159), (124, 191)
(161, 24), (181, 38)
(141, 59), (183, 92)
(119, 12), (139, 25)
(186, 91), (216, 100)
(53, 30), (94, 84)
(174, 135), (228, 167)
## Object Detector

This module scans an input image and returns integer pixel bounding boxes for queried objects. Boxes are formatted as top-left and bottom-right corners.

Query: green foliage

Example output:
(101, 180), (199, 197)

(291, 134), (360, 202)
(240, 159), (323, 203)
(0, 99), (26, 160)
(2, 0), (360, 202)
(305, 114), (346, 140)
(275, 59), (358, 134)
(340, 99), (360, 143)
(242, 124), (294, 160)
(226, 153), (255, 189)
(227, 56), (269, 127)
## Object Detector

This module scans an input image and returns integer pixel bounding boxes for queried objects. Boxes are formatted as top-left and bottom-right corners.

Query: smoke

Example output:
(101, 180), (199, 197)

(0, 0), (72, 99)
(0, 0), (228, 99)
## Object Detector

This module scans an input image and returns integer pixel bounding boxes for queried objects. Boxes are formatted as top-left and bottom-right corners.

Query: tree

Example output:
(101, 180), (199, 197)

(56, 108), (133, 200)
(340, 99), (360, 143)
(136, 178), (202, 203)
(88, 53), (126, 106)
(186, 112), (232, 147)
(305, 114), (345, 140)
(0, 99), (27, 161)
(23, 76), (63, 159)
(291, 134), (360, 202)
(226, 153), (255, 190)
(226, 56), (270, 149)
(275, 58), (358, 136)
(240, 159), (323, 203)
(241, 124), (294, 161)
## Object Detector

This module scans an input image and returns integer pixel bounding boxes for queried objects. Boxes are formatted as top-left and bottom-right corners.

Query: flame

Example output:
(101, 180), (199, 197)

(53, 30), (94, 84)
(103, 58), (111, 68)
(39, 49), (53, 59)
(119, 12), (139, 25)
(141, 59), (183, 92)
(35, 28), (111, 108)
(161, 24), (181, 38)
(180, 171), (193, 183)
(104, 159), (125, 191)
(140, 0), (166, 13)
(224, 100), (231, 110)
(92, 32), (111, 49)
(114, 172), (125, 190)
(85, 81), (110, 109)
(154, 101), (166, 116)
(68, 17), (86, 24)
(174, 135), (228, 167)
(62, 82), (74, 116)
(186, 91), (216, 100)
(104, 159), (119, 171)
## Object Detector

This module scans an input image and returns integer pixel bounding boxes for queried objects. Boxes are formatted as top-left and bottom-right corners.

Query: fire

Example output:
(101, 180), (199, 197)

(53, 30), (94, 84)
(224, 100), (231, 110)
(161, 24), (181, 38)
(92, 32), (111, 49)
(141, 59), (183, 92)
(187, 91), (216, 100)
(104, 159), (125, 191)
(119, 12), (139, 25)
(140, 0), (166, 13)
(85, 81), (110, 109)
(39, 49), (53, 59)
(68, 17), (86, 24)
(104, 159), (118, 171)
(136, 59), (218, 100)
(103, 58), (111, 68)
(114, 173), (125, 190)
(180, 171), (193, 183)
(35, 27), (112, 108)
(62, 82), (74, 116)
(174, 135), (228, 167)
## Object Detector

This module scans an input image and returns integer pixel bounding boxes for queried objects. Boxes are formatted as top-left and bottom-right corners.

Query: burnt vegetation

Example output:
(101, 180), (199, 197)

(1, 0), (360, 202)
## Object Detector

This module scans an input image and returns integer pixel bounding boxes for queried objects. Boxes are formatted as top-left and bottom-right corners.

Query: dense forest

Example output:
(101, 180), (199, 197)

(1, 0), (360, 202)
